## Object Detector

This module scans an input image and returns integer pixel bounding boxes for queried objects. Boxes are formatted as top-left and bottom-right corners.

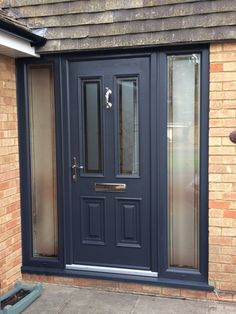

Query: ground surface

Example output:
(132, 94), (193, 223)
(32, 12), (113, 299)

(23, 283), (236, 314)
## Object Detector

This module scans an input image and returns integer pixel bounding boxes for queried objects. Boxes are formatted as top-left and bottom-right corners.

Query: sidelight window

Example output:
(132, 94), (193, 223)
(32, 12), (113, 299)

(28, 65), (58, 258)
(167, 54), (200, 269)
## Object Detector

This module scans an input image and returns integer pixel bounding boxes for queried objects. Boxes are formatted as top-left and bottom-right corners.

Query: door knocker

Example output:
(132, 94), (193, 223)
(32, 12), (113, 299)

(105, 87), (112, 109)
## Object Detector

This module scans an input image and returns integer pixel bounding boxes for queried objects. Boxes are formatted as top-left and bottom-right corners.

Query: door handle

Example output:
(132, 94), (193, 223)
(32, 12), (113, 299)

(105, 87), (112, 109)
(71, 157), (83, 182)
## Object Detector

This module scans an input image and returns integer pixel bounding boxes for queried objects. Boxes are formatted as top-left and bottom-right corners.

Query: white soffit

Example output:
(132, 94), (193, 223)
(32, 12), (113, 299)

(0, 29), (39, 58)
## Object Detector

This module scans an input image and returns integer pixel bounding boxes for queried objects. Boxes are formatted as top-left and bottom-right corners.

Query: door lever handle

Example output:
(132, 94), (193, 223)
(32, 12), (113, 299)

(71, 157), (83, 182)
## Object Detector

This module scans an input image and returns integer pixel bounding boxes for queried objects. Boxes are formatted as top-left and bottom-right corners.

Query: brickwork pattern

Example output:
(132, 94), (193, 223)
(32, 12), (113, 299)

(22, 274), (236, 302)
(0, 54), (22, 294)
(209, 42), (236, 292)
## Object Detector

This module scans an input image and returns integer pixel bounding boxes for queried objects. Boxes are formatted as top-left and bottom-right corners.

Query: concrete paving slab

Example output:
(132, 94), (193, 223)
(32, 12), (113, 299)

(62, 289), (138, 314)
(22, 283), (236, 314)
(132, 295), (208, 314)
(23, 284), (78, 314)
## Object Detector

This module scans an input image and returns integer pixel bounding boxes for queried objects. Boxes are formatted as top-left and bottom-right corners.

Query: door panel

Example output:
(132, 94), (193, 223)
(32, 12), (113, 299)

(80, 197), (106, 246)
(69, 57), (151, 269)
(115, 198), (141, 248)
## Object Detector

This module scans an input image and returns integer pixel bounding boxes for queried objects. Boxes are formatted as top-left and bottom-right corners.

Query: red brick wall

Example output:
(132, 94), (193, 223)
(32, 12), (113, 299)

(209, 42), (236, 293)
(0, 54), (22, 294)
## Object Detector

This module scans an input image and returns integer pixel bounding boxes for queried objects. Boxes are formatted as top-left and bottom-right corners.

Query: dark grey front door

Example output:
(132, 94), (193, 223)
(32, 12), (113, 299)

(68, 56), (153, 274)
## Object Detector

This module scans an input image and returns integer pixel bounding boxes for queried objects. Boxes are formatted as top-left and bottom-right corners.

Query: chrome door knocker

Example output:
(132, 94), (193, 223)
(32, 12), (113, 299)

(105, 87), (112, 109)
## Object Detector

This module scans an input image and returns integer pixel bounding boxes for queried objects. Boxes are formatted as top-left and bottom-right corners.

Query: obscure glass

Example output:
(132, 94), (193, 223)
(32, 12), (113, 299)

(28, 65), (58, 258)
(167, 54), (200, 269)
(83, 81), (102, 173)
(118, 78), (139, 175)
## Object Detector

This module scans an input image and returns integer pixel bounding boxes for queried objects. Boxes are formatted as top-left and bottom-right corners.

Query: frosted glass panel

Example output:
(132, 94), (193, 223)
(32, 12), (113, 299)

(118, 78), (139, 175)
(82, 81), (102, 173)
(29, 65), (58, 258)
(167, 55), (200, 269)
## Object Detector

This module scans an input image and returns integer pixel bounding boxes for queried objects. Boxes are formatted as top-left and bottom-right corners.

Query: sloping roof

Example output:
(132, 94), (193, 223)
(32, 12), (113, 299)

(0, 8), (46, 46)
(1, 0), (236, 53)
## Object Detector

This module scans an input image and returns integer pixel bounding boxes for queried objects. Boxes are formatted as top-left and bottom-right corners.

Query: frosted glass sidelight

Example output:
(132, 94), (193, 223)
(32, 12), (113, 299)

(118, 78), (139, 175)
(167, 54), (200, 269)
(28, 65), (58, 258)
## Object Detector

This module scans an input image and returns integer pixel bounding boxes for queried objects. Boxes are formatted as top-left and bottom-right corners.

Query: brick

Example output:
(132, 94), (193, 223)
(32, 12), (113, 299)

(210, 63), (223, 72)
(222, 137), (235, 146)
(209, 227), (221, 236)
(210, 91), (236, 100)
(222, 264), (234, 273)
(221, 156), (236, 164)
(209, 200), (231, 209)
(162, 288), (180, 296)
(223, 210), (236, 219)
(223, 62), (236, 72)
(209, 165), (231, 174)
(209, 119), (224, 127)
(209, 192), (223, 200)
(222, 228), (236, 237)
(219, 282), (236, 291)
(142, 285), (162, 295)
(223, 81), (236, 91)
(208, 137), (221, 146)
(222, 174), (236, 182)
(210, 44), (223, 52)
(210, 51), (236, 62)
(180, 290), (206, 299)
(209, 82), (222, 91)
(209, 100), (223, 109)
(232, 256), (236, 264)
(223, 43), (236, 51)
(209, 208), (223, 218)
(209, 236), (233, 246)
(210, 72), (236, 82)
(209, 218), (232, 228)
(209, 254), (232, 263)
(209, 174), (222, 182)
(210, 110), (235, 119)
(209, 262), (222, 272)
(209, 146), (235, 155)
(221, 246), (236, 255)
(222, 100), (236, 108)
(210, 109), (235, 119)
(209, 127), (234, 136)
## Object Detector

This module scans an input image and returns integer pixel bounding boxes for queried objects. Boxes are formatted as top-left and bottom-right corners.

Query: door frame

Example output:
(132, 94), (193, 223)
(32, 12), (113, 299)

(18, 45), (210, 289)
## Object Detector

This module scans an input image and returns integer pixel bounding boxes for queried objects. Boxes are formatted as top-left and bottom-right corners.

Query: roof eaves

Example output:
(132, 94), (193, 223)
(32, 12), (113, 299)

(0, 9), (46, 47)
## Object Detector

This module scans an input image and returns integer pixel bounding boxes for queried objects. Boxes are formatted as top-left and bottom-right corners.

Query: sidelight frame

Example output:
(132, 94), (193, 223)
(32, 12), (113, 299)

(158, 47), (209, 283)
(17, 45), (211, 290)
(17, 56), (65, 268)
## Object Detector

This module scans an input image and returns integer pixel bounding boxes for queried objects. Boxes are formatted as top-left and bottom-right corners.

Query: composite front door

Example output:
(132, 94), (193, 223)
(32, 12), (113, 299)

(67, 56), (155, 275)
(19, 48), (208, 284)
